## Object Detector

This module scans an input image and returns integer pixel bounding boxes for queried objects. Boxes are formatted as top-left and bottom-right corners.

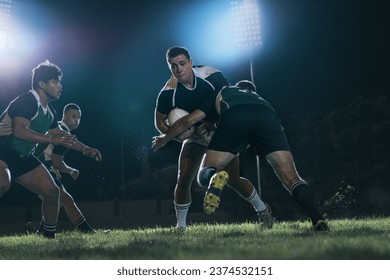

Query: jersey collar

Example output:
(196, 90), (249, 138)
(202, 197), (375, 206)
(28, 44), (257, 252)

(30, 89), (48, 114)
(58, 121), (70, 132)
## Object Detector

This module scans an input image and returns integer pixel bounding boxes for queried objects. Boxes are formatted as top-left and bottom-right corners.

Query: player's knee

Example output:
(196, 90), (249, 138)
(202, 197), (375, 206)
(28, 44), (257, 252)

(197, 166), (217, 188)
(41, 183), (60, 202)
(60, 189), (75, 206)
(0, 166), (11, 197)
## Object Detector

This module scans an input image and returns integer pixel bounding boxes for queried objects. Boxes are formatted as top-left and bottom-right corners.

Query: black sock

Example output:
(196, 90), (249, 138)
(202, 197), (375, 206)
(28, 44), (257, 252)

(292, 182), (324, 225)
(74, 217), (95, 233)
(42, 223), (56, 239)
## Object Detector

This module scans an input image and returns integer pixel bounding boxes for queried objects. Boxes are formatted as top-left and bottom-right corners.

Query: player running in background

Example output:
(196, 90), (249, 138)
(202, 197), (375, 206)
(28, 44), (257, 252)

(0, 60), (81, 238)
(153, 47), (273, 229)
(34, 103), (102, 233)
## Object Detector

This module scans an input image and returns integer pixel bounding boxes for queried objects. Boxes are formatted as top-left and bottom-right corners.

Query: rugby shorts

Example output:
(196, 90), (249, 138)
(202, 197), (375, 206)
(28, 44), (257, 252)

(208, 104), (290, 156)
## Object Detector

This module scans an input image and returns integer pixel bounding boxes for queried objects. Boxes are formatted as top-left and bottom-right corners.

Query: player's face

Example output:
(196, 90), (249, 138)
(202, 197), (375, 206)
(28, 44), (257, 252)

(63, 109), (81, 131)
(168, 54), (193, 88)
(43, 78), (62, 101)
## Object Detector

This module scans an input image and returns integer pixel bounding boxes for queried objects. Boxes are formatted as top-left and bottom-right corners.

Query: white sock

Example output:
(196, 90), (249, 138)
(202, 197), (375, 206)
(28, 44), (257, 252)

(243, 190), (267, 212)
(174, 202), (191, 228)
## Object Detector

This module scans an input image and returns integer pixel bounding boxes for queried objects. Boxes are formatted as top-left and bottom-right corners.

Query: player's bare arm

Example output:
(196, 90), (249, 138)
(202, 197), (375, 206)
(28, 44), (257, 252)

(154, 110), (169, 134)
(68, 140), (102, 162)
(51, 153), (79, 180)
(152, 109), (205, 151)
(48, 126), (102, 162)
(81, 146), (102, 162)
(13, 117), (75, 146)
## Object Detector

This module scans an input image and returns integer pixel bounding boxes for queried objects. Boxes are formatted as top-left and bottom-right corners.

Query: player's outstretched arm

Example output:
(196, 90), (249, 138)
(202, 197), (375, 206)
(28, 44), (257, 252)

(82, 146), (102, 162)
(51, 153), (79, 180)
(14, 117), (75, 146)
(64, 137), (102, 162)
(152, 109), (205, 151)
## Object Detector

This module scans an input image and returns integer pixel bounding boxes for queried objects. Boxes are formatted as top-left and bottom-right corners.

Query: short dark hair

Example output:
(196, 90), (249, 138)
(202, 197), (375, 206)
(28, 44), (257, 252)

(63, 103), (81, 116)
(235, 80), (257, 92)
(32, 59), (63, 89)
(166, 46), (191, 63)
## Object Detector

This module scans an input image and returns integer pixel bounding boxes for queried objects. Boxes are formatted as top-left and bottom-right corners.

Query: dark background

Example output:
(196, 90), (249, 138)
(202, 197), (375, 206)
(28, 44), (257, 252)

(0, 0), (389, 220)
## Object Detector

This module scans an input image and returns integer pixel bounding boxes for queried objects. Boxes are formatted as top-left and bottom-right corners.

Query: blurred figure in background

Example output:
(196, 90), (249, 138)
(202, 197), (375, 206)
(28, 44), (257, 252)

(34, 103), (102, 234)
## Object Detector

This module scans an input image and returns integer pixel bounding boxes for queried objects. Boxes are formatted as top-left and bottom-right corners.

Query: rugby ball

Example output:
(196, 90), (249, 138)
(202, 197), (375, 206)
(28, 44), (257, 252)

(167, 108), (189, 126)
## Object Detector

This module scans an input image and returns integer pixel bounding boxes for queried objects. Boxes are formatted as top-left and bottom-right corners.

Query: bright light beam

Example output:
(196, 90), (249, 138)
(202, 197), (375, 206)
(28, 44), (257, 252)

(174, 1), (250, 67)
(231, 0), (262, 49)
(0, 0), (12, 49)
(231, 0), (261, 83)
(0, 1), (50, 77)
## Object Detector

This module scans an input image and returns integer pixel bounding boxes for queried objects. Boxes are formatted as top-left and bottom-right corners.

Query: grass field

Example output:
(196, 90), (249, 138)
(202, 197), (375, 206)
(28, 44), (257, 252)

(0, 217), (389, 260)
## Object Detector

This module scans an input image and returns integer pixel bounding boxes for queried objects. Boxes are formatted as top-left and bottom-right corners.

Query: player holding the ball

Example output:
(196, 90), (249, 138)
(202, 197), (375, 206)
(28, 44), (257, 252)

(167, 108), (194, 142)
(155, 79), (329, 231)
(153, 46), (273, 229)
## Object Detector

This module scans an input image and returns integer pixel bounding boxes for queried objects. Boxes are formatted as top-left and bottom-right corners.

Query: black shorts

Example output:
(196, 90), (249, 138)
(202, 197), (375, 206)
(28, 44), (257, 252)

(208, 104), (290, 156)
(0, 146), (42, 178)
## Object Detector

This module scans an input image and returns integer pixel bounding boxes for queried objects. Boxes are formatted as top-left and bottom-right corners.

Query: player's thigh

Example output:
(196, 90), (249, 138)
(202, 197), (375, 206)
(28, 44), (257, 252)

(200, 149), (235, 170)
(178, 142), (206, 179)
(15, 165), (59, 198)
(0, 160), (11, 187)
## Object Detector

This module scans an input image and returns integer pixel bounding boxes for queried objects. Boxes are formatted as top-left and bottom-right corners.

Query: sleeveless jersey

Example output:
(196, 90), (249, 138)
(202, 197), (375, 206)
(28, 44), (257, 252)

(156, 65), (229, 123)
(0, 90), (58, 156)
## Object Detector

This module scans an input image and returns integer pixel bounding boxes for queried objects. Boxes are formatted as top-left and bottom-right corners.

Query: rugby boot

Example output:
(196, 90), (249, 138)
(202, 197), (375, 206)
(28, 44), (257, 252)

(257, 207), (274, 229)
(203, 171), (229, 214)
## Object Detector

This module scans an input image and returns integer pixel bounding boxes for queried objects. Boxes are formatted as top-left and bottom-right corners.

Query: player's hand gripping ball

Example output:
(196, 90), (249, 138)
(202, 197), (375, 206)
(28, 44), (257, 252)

(167, 108), (194, 141)
(167, 108), (189, 126)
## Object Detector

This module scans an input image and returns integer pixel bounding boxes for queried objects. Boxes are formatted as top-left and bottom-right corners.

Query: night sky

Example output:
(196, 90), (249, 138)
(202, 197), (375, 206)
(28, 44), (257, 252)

(0, 0), (389, 200)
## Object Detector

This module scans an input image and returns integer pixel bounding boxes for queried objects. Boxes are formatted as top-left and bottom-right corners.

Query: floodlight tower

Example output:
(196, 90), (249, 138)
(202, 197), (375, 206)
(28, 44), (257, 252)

(231, 0), (263, 197)
(231, 0), (261, 84)
(0, 0), (12, 49)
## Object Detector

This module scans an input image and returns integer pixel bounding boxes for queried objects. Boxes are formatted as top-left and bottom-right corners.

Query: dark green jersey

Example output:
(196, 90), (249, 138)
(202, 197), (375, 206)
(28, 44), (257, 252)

(219, 86), (274, 115)
(0, 90), (58, 156)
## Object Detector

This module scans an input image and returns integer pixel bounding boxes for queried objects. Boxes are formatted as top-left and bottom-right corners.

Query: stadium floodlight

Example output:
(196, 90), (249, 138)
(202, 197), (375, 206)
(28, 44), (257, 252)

(0, 0), (12, 49)
(231, 0), (261, 83)
(231, 0), (263, 197)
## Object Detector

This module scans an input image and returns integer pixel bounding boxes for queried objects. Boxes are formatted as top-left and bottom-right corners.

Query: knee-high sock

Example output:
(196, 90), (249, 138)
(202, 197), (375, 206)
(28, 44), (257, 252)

(174, 202), (191, 228)
(74, 216), (95, 233)
(291, 182), (324, 225)
(42, 222), (57, 239)
(241, 189), (267, 212)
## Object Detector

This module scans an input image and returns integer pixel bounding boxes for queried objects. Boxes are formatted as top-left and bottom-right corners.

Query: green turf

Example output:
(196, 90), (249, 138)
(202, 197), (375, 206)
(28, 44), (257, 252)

(1, 217), (389, 259)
